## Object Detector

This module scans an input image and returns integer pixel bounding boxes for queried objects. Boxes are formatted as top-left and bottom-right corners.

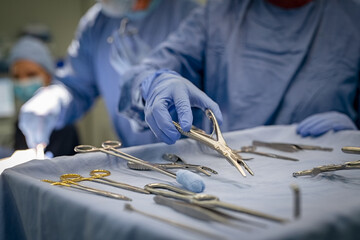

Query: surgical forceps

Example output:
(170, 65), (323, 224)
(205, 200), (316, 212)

(253, 140), (333, 153)
(293, 160), (360, 177)
(235, 146), (299, 161)
(144, 183), (288, 223)
(127, 154), (218, 176)
(60, 169), (150, 194)
(42, 176), (132, 201)
(173, 109), (253, 177)
(74, 141), (177, 179)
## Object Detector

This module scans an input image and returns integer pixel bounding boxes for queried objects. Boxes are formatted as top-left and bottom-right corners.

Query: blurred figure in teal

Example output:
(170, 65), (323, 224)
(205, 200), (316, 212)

(9, 36), (79, 157)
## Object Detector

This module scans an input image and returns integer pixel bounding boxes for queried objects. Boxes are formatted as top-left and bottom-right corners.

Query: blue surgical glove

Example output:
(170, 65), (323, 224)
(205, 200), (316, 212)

(296, 111), (357, 137)
(142, 70), (222, 144)
(19, 84), (72, 148)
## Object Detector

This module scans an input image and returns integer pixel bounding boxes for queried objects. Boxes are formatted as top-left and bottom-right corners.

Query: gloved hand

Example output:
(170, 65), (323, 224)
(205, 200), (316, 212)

(19, 84), (72, 148)
(142, 70), (222, 144)
(296, 111), (357, 137)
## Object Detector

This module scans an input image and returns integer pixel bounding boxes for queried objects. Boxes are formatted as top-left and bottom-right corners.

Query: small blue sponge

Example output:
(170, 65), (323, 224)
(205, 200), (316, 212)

(176, 170), (205, 193)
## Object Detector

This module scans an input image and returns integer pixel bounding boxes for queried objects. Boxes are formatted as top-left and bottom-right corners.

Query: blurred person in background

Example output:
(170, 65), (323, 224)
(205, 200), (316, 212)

(9, 36), (79, 157)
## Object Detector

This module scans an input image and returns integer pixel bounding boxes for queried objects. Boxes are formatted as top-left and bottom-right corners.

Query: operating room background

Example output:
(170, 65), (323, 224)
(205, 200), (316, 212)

(0, 0), (206, 148)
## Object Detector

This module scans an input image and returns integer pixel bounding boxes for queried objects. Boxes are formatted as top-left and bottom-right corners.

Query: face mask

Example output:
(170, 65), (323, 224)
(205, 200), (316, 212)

(99, 0), (135, 18)
(13, 76), (44, 102)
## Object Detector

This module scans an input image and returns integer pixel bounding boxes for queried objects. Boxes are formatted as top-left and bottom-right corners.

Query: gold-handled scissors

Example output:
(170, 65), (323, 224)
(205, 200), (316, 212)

(42, 176), (132, 201)
(60, 169), (150, 194)
(173, 109), (253, 177)
(74, 141), (177, 179)
(145, 183), (288, 223)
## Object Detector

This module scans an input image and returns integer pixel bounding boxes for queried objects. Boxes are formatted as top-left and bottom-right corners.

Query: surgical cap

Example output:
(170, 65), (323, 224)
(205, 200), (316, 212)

(9, 36), (54, 75)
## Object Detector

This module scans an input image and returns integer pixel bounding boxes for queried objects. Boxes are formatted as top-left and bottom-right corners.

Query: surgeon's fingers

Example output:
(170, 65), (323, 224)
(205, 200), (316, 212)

(299, 117), (333, 137)
(173, 90), (193, 132)
(297, 115), (325, 137)
(145, 101), (180, 145)
(190, 90), (223, 125)
(153, 105), (181, 144)
(308, 121), (331, 137)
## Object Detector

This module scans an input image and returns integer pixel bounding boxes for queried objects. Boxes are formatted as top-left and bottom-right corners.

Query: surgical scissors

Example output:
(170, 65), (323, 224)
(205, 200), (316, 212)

(144, 183), (288, 223)
(127, 154), (217, 176)
(235, 146), (299, 161)
(42, 177), (132, 201)
(74, 141), (177, 179)
(173, 109), (253, 177)
(253, 140), (333, 153)
(60, 169), (150, 194)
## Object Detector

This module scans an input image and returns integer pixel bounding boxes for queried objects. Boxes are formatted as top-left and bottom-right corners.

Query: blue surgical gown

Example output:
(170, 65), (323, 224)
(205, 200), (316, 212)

(55, 0), (199, 146)
(121, 0), (360, 133)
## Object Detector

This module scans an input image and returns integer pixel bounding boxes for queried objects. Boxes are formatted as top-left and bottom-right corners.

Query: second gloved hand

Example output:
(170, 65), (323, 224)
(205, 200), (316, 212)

(19, 84), (72, 148)
(296, 111), (357, 137)
(142, 70), (222, 144)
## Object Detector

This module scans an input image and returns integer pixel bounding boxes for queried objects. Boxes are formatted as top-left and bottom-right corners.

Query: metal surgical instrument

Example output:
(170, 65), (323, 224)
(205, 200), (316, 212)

(127, 154), (217, 176)
(173, 109), (253, 177)
(235, 146), (299, 161)
(60, 169), (150, 194)
(42, 177), (132, 201)
(144, 183), (289, 223)
(342, 146), (360, 154)
(293, 160), (360, 177)
(154, 195), (265, 230)
(124, 204), (224, 240)
(253, 140), (333, 153)
(162, 153), (218, 175)
(127, 162), (216, 176)
(74, 141), (177, 179)
(290, 184), (301, 219)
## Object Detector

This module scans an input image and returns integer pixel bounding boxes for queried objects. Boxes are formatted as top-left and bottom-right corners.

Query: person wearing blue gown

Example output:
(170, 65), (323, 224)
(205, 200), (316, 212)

(18, 0), (199, 148)
(118, 0), (360, 144)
